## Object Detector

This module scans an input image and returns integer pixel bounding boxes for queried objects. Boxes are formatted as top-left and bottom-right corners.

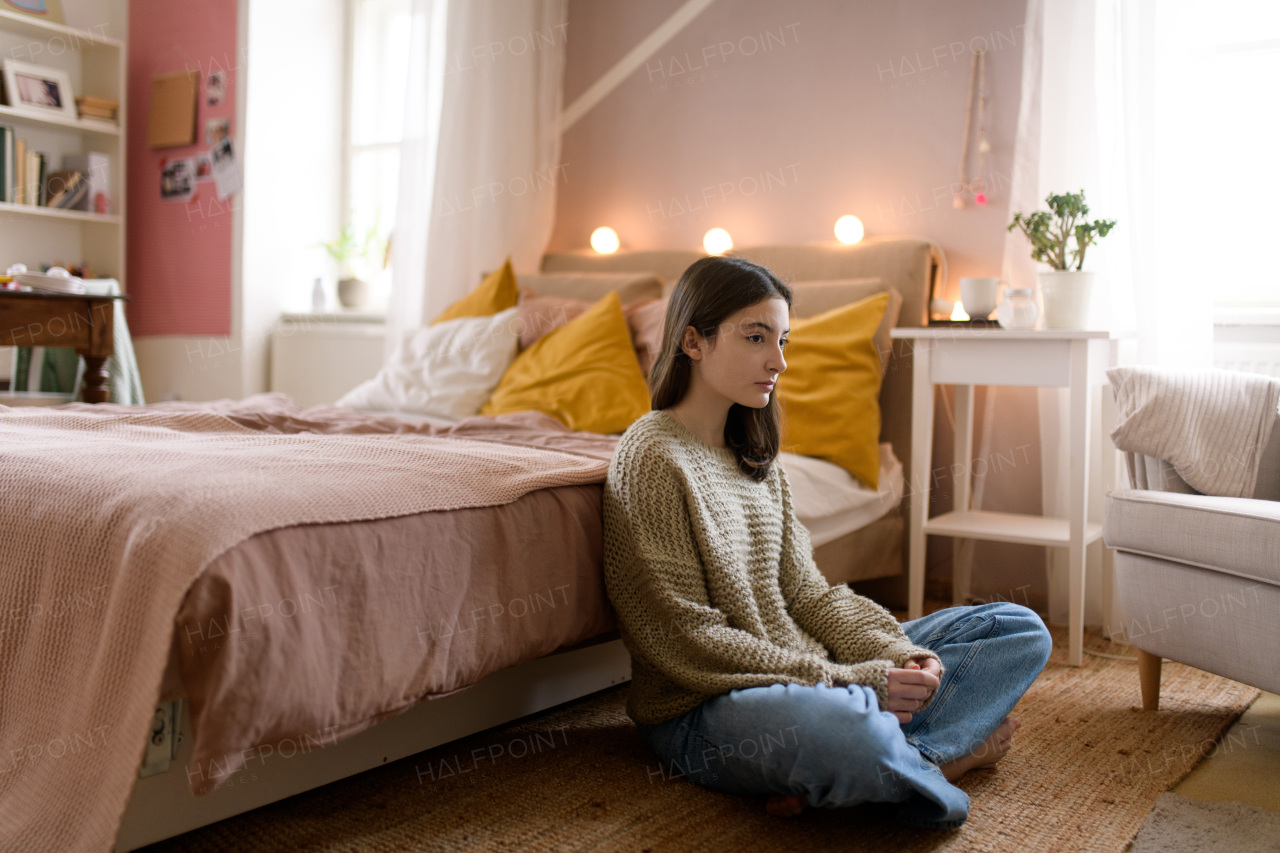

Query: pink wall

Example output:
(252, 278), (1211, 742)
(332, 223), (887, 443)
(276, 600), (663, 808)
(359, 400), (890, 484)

(553, 0), (1029, 300)
(126, 0), (236, 337)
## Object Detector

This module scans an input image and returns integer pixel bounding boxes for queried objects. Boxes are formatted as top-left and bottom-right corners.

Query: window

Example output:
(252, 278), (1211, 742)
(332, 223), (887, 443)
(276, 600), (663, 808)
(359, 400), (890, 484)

(344, 0), (412, 289)
(1199, 4), (1280, 314)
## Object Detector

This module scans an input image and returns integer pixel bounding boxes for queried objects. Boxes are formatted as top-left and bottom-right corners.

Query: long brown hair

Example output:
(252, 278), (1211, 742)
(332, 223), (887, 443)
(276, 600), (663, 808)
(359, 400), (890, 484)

(650, 256), (792, 481)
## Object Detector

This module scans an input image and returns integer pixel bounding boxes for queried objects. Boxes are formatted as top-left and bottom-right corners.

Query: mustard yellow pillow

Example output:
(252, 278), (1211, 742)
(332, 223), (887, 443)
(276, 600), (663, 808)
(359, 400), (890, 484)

(776, 292), (890, 489)
(431, 258), (518, 325)
(481, 290), (651, 434)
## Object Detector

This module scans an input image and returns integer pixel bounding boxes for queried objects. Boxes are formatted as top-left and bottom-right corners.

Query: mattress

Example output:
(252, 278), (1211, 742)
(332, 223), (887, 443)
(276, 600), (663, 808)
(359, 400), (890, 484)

(778, 443), (904, 547)
(363, 408), (905, 547)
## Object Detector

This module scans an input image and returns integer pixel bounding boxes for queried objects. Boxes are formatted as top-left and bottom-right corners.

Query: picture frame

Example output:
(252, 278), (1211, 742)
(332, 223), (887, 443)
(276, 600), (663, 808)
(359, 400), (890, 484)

(1, 60), (77, 121)
(1, 0), (65, 25)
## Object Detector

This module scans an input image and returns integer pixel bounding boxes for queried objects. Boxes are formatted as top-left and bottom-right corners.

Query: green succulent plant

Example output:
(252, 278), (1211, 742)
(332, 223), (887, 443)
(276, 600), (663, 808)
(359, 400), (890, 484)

(320, 221), (386, 277)
(1008, 190), (1116, 271)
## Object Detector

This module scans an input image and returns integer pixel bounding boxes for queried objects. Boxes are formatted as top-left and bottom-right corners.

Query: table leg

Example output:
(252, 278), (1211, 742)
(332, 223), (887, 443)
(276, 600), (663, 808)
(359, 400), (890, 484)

(908, 339), (934, 621)
(952, 384), (975, 606)
(1066, 341), (1092, 666)
(80, 354), (110, 404)
(1101, 382), (1118, 639)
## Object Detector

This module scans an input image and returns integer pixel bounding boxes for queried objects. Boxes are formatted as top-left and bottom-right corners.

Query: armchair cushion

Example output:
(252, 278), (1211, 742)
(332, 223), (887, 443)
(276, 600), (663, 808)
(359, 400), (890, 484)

(1104, 489), (1280, 587)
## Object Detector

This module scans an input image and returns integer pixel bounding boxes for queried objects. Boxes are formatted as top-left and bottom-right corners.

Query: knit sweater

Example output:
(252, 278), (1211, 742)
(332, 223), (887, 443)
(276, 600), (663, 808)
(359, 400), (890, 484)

(603, 409), (940, 725)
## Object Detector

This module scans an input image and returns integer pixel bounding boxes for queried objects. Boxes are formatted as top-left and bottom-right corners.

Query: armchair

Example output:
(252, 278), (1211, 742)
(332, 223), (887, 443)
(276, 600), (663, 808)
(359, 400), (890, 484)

(1103, 367), (1280, 711)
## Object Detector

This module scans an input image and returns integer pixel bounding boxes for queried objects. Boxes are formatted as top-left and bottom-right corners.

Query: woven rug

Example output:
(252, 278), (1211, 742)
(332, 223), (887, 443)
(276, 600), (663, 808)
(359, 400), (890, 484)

(144, 628), (1259, 853)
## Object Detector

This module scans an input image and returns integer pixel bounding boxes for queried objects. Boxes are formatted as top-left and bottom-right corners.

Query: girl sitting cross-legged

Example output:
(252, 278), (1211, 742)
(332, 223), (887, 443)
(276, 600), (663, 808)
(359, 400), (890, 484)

(602, 255), (1052, 827)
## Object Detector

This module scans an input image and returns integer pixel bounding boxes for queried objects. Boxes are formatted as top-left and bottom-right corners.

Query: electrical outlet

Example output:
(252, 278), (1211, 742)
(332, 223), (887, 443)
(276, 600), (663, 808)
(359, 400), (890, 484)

(138, 700), (181, 778)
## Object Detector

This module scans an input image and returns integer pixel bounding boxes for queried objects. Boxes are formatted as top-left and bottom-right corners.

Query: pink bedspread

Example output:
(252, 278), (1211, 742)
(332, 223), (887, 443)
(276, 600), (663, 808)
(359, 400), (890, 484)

(173, 483), (616, 795)
(0, 395), (617, 852)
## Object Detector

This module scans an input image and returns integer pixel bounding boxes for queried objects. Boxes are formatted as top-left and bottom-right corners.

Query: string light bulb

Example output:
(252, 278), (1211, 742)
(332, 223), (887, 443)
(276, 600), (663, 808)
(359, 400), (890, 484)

(703, 228), (733, 255)
(590, 226), (620, 254)
(834, 215), (865, 245)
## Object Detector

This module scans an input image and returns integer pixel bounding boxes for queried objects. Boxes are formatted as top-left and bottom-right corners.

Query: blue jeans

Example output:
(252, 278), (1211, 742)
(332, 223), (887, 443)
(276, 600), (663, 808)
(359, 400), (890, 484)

(636, 602), (1052, 828)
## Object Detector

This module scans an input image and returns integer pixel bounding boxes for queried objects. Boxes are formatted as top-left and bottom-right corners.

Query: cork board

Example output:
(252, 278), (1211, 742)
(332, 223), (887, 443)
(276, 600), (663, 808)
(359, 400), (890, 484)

(147, 71), (198, 149)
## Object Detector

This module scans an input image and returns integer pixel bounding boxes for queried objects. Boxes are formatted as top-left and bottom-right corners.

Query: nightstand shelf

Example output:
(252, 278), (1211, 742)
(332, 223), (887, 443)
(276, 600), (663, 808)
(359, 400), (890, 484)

(924, 510), (1104, 548)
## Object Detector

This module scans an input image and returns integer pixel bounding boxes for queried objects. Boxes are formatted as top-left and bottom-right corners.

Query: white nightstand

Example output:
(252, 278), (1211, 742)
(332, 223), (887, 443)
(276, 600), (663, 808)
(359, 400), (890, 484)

(891, 327), (1124, 666)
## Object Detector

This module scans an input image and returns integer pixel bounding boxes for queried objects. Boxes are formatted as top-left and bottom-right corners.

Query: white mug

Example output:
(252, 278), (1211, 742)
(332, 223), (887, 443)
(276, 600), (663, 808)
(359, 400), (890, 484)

(959, 277), (1004, 319)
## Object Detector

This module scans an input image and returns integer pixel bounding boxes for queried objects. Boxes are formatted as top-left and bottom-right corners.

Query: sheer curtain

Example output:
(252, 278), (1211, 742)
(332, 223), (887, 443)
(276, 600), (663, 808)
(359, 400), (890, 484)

(973, 0), (1217, 628)
(388, 0), (569, 351)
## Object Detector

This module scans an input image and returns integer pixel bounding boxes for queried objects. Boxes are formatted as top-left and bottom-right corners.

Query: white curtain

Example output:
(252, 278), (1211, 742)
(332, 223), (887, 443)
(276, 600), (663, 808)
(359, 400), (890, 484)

(972, 0), (1218, 627)
(1002, 0), (1216, 364)
(389, 0), (569, 350)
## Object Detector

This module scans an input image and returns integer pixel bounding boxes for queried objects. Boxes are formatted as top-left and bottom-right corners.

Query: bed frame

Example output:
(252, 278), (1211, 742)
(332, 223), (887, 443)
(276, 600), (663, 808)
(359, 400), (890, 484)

(113, 237), (941, 850)
(115, 635), (629, 850)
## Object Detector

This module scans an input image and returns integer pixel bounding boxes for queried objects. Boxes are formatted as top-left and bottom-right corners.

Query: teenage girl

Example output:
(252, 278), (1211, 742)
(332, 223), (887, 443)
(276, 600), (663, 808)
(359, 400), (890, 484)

(602, 256), (1052, 827)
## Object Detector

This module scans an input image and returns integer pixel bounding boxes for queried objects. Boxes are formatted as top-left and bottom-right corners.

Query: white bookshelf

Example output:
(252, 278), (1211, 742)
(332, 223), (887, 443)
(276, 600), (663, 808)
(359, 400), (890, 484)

(0, 104), (121, 136)
(0, 8), (126, 286)
(0, 8), (124, 47)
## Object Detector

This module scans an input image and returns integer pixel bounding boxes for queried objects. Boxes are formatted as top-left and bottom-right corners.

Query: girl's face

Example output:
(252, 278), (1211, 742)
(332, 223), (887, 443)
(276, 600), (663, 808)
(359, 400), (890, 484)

(682, 297), (789, 410)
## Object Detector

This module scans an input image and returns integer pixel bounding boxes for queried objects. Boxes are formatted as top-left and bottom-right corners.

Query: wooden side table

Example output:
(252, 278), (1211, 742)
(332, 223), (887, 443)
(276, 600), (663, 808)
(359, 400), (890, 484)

(890, 327), (1121, 666)
(0, 290), (129, 403)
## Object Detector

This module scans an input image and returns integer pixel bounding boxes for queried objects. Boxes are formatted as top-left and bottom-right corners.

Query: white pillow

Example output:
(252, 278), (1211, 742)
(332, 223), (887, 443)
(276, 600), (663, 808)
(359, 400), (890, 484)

(337, 307), (519, 419)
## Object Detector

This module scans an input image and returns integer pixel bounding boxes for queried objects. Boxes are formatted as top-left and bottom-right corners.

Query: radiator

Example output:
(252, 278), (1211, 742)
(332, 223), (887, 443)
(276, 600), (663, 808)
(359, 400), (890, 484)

(1214, 320), (1280, 377)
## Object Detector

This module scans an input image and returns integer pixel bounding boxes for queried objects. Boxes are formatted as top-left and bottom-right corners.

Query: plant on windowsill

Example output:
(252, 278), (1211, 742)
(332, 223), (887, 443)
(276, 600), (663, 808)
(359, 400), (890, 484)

(1008, 190), (1116, 329)
(321, 224), (385, 310)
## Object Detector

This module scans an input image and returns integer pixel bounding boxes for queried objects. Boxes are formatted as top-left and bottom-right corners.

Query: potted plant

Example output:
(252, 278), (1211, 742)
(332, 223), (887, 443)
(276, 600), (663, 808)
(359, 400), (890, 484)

(321, 223), (385, 309)
(1008, 190), (1116, 329)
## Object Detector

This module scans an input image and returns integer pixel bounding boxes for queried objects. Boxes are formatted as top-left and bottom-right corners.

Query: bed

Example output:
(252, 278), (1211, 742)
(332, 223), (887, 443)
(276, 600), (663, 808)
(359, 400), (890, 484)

(0, 237), (941, 852)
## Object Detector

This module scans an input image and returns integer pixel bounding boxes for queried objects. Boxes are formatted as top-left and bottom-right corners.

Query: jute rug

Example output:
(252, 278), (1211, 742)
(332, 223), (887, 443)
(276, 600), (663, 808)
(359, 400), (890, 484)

(145, 628), (1259, 852)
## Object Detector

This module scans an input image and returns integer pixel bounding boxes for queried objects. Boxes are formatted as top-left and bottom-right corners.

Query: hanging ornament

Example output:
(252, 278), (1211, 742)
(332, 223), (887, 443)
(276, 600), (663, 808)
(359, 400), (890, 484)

(954, 48), (990, 209)
(972, 49), (989, 204)
(954, 51), (977, 210)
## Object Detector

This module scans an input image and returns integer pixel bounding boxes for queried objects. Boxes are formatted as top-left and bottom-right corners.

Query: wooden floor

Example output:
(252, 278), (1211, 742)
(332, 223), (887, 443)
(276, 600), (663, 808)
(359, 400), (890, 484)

(1174, 691), (1280, 814)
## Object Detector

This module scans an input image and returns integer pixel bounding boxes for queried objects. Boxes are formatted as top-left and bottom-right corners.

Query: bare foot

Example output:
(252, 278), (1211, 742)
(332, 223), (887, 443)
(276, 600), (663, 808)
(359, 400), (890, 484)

(939, 717), (1021, 782)
(766, 794), (806, 817)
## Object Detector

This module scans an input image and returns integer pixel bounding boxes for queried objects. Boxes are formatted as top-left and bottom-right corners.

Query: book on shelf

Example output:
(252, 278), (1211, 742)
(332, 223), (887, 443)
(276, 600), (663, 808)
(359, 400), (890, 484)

(6, 136), (49, 207)
(62, 152), (110, 214)
(15, 136), (25, 205)
(44, 169), (86, 209)
(76, 96), (119, 118)
(1, 126), (11, 204)
(30, 150), (45, 206)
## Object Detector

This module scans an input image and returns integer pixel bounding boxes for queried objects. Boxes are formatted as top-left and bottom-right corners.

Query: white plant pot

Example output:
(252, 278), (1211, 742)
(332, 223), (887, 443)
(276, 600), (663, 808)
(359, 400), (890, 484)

(1038, 270), (1095, 330)
(337, 277), (369, 309)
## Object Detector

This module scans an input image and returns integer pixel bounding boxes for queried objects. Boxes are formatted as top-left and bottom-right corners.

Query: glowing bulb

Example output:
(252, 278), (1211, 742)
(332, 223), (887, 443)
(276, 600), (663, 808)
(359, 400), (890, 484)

(703, 228), (733, 255)
(590, 226), (620, 254)
(950, 301), (970, 321)
(834, 215), (864, 245)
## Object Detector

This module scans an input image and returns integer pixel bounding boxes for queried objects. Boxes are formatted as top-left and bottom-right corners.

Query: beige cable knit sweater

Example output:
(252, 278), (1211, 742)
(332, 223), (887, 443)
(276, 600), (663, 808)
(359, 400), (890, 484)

(603, 410), (940, 725)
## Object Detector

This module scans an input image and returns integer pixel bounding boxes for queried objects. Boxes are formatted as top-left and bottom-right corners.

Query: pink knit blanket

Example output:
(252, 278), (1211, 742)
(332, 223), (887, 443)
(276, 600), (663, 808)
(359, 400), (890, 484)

(0, 395), (613, 852)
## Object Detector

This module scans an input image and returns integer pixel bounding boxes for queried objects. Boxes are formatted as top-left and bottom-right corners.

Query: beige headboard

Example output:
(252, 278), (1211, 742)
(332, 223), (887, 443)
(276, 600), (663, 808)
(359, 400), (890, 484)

(541, 236), (942, 327)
